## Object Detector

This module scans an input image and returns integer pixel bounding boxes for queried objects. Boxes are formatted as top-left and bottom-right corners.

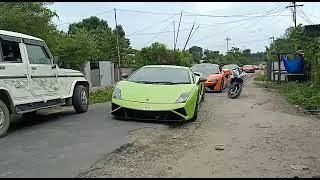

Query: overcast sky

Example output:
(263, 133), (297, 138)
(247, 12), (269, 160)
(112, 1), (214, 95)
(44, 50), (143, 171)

(49, 2), (320, 54)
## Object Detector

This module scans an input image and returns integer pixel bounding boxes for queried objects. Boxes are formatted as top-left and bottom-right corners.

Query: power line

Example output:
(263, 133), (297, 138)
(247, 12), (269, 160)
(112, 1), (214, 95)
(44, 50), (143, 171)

(296, 10), (312, 25)
(144, 21), (173, 47)
(297, 6), (313, 24)
(117, 9), (179, 16)
(127, 14), (176, 36)
(117, 7), (291, 18)
(56, 9), (114, 27)
(190, 4), (285, 44)
(127, 12), (286, 37)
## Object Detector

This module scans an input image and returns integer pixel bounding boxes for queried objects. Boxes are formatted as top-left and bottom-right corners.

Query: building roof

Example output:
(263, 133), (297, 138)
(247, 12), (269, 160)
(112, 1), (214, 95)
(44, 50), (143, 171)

(0, 30), (43, 41)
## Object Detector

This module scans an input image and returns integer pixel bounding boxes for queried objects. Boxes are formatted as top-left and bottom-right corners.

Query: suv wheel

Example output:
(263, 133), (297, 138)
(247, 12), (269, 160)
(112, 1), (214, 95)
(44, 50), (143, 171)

(72, 85), (89, 113)
(0, 99), (10, 138)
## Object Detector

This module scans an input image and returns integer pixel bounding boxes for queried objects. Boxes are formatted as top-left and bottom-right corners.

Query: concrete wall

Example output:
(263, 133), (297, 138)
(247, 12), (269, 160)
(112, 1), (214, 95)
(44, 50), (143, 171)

(91, 69), (101, 87)
(120, 68), (136, 76)
(83, 62), (92, 88)
(99, 61), (113, 86)
(85, 61), (136, 87)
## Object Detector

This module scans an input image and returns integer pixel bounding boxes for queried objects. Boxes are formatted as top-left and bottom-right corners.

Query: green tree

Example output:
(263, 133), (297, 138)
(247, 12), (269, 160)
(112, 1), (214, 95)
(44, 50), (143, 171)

(203, 49), (222, 64)
(0, 2), (59, 50)
(54, 28), (100, 71)
(68, 17), (131, 66)
(188, 46), (203, 63)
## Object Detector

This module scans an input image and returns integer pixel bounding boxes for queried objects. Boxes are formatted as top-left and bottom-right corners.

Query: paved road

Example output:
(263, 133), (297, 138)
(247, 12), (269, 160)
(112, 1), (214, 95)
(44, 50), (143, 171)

(0, 103), (165, 178)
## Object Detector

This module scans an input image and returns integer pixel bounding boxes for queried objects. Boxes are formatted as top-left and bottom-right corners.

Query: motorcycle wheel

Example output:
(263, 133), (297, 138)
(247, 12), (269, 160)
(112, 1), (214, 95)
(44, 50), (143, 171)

(228, 83), (242, 99)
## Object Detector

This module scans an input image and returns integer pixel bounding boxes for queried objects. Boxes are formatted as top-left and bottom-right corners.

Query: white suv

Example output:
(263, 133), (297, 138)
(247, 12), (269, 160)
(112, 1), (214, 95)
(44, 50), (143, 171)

(0, 30), (89, 137)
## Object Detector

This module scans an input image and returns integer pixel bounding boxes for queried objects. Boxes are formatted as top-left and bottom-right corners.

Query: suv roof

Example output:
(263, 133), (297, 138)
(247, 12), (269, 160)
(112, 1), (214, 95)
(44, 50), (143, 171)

(0, 30), (43, 41)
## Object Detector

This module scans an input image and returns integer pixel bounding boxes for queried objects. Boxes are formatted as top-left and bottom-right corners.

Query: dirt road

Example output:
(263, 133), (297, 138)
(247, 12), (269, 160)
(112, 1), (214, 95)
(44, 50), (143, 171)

(79, 71), (320, 178)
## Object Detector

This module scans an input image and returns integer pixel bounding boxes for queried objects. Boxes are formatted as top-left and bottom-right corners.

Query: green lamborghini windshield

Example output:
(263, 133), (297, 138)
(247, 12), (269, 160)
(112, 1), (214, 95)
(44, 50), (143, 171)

(127, 67), (191, 84)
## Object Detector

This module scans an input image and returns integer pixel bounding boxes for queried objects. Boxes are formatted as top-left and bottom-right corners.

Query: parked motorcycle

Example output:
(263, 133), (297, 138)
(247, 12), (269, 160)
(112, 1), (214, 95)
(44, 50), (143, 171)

(228, 68), (246, 99)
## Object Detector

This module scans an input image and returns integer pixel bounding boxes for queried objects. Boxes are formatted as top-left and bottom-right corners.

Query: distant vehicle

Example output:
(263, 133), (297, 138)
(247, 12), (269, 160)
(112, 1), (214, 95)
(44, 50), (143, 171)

(242, 65), (256, 73)
(191, 63), (230, 93)
(111, 65), (206, 121)
(253, 65), (260, 70)
(222, 64), (240, 72)
(0, 30), (89, 137)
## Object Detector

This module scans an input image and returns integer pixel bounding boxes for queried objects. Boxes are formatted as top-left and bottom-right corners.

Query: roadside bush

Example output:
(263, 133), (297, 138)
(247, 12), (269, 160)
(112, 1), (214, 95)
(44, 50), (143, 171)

(89, 86), (114, 104)
(254, 73), (267, 81)
(280, 82), (320, 110)
(262, 82), (320, 110)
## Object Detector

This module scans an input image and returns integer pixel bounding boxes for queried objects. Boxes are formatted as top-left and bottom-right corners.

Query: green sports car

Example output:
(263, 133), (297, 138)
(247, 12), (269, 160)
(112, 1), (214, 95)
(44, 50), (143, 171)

(111, 65), (207, 121)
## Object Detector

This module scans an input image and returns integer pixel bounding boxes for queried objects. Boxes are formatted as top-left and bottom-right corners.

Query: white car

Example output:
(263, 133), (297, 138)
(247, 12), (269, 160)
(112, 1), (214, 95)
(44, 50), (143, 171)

(0, 30), (89, 137)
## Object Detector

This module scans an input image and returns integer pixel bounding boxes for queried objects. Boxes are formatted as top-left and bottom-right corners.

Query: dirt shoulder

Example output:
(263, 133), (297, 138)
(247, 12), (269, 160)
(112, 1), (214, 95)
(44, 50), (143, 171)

(78, 72), (320, 178)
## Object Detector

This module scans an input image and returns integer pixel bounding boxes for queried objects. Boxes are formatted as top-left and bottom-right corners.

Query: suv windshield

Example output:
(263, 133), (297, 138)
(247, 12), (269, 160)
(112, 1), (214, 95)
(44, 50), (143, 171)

(127, 67), (191, 84)
(191, 64), (220, 77)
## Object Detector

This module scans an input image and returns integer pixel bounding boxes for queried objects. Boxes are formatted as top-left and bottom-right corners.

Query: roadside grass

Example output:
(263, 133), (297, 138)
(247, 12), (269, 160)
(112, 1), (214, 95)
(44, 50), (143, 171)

(89, 86), (114, 104)
(254, 74), (268, 81)
(257, 81), (320, 110)
(254, 72), (268, 81)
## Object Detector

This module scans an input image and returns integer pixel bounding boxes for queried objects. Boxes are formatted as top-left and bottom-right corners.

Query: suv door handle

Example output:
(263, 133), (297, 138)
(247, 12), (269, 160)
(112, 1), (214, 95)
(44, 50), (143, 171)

(31, 67), (37, 70)
(0, 66), (5, 70)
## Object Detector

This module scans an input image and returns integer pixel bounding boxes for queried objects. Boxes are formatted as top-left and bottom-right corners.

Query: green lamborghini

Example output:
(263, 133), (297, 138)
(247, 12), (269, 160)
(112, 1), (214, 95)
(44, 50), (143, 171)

(111, 65), (207, 121)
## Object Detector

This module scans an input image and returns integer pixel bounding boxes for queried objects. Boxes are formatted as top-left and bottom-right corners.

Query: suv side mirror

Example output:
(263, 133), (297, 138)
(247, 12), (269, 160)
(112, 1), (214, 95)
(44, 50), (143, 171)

(53, 56), (61, 66)
(121, 73), (128, 79)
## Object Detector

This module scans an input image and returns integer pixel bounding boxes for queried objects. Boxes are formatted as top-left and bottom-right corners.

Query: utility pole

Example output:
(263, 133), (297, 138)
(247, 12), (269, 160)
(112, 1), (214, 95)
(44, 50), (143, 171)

(114, 8), (121, 80)
(225, 37), (231, 52)
(183, 22), (195, 51)
(173, 21), (176, 50)
(174, 11), (183, 51)
(286, 2), (304, 28)
(270, 36), (275, 43)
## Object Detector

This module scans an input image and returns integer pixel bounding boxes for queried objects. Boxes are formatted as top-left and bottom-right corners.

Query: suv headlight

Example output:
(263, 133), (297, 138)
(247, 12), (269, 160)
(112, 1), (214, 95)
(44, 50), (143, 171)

(113, 87), (122, 99)
(176, 92), (191, 103)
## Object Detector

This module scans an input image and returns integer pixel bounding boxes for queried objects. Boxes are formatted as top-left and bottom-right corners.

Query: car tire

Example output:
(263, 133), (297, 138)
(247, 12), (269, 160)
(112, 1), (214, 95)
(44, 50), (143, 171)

(72, 85), (89, 114)
(22, 111), (37, 119)
(190, 94), (200, 121)
(0, 99), (10, 138)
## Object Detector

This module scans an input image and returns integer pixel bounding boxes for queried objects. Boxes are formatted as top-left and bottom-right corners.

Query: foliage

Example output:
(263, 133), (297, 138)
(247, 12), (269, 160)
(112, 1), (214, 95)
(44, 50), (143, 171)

(260, 82), (320, 110)
(254, 72), (267, 81)
(89, 86), (114, 104)
(54, 28), (99, 71)
(189, 46), (265, 66)
(188, 46), (203, 63)
(134, 42), (193, 68)
(68, 17), (131, 67)
(0, 2), (61, 51)
(267, 24), (320, 85)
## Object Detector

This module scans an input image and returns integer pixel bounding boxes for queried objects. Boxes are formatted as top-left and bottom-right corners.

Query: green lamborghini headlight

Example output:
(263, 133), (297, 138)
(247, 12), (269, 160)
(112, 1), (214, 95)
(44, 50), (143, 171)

(113, 87), (122, 99)
(176, 92), (191, 103)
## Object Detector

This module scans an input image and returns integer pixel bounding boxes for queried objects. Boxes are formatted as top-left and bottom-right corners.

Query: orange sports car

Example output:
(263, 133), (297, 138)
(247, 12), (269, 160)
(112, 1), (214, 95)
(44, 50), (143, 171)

(191, 63), (230, 92)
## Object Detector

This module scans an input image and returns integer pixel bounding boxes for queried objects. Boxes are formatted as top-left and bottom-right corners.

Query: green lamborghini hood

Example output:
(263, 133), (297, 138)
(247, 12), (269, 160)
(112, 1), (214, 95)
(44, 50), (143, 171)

(116, 81), (195, 104)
